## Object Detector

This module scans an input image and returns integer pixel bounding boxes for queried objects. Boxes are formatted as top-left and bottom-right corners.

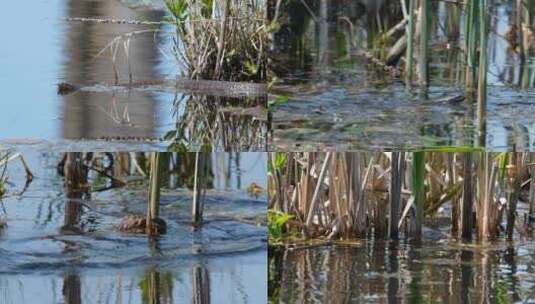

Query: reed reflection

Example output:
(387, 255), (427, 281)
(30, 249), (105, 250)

(268, 240), (533, 303)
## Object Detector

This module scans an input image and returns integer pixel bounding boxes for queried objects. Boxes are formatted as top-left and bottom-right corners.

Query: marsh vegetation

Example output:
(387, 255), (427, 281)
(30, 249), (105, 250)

(268, 151), (535, 303)
(0, 0), (268, 151)
(0, 150), (267, 303)
(268, 151), (535, 241)
(269, 0), (535, 150)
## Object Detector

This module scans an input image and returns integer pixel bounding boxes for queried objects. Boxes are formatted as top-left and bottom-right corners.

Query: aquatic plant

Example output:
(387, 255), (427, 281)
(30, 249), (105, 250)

(139, 269), (175, 303)
(411, 151), (425, 237)
(165, 94), (267, 152)
(192, 152), (206, 225)
(0, 151), (33, 185)
(165, 0), (189, 22)
(147, 152), (167, 235)
(268, 210), (293, 241)
(405, 0), (416, 86)
(61, 153), (88, 233)
(0, 153), (7, 199)
(418, 0), (429, 87)
(166, 0), (268, 82)
(270, 0), (535, 124)
(269, 152), (535, 242)
(0, 153), (7, 229)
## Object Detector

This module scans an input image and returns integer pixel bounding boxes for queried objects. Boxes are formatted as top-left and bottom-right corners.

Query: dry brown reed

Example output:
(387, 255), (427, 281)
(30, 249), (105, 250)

(268, 152), (534, 242)
(168, 0), (268, 82)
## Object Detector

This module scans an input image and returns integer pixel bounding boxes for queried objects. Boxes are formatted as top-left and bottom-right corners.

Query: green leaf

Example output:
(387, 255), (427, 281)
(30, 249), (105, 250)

(420, 145), (485, 153)
(165, 0), (188, 22)
(268, 95), (289, 111)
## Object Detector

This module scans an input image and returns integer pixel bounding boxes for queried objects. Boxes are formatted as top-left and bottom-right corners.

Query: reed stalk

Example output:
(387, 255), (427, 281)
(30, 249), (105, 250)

(62, 274), (81, 304)
(268, 152), (534, 241)
(305, 152), (332, 229)
(529, 155), (535, 221)
(517, 0), (526, 64)
(411, 152), (425, 238)
(465, 0), (478, 94)
(506, 153), (521, 239)
(170, 0), (267, 81)
(476, 0), (488, 142)
(147, 271), (161, 304)
(192, 152), (206, 225)
(418, 0), (429, 87)
(62, 153), (86, 232)
(476, 152), (500, 241)
(476, 152), (490, 240)
(389, 152), (403, 239)
(192, 266), (210, 304)
(147, 152), (162, 235)
(405, 0), (416, 86)
(448, 153), (459, 235)
(461, 153), (473, 240)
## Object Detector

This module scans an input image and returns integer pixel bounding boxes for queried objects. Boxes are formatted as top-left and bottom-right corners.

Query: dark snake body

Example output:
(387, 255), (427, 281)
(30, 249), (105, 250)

(58, 79), (267, 98)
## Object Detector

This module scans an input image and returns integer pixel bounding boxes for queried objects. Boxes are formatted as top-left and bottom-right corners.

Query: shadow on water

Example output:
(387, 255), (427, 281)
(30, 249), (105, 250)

(0, 0), (267, 151)
(269, 0), (535, 151)
(268, 239), (535, 303)
(0, 151), (267, 303)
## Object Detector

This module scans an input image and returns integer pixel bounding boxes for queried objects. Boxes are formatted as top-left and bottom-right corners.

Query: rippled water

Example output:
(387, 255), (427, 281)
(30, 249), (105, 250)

(272, 82), (535, 151)
(269, 0), (535, 151)
(0, 0), (267, 151)
(269, 238), (535, 303)
(0, 151), (267, 303)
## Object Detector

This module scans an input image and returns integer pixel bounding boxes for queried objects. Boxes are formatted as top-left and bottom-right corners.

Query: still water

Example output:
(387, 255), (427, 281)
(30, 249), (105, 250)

(269, 0), (535, 151)
(0, 0), (266, 151)
(0, 151), (267, 303)
(269, 239), (535, 303)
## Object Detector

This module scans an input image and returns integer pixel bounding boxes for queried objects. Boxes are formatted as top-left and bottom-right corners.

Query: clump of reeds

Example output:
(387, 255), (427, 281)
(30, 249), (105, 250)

(166, 94), (267, 151)
(166, 0), (268, 82)
(54, 152), (217, 235)
(268, 152), (535, 242)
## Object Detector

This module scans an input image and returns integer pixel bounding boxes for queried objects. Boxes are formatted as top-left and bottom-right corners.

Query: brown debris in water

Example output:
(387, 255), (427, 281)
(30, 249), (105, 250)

(118, 215), (167, 235)
(57, 82), (79, 95)
(247, 182), (264, 197)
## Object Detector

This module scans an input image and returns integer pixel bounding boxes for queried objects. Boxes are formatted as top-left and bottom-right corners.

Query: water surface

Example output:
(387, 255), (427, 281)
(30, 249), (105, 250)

(0, 151), (267, 303)
(269, 239), (535, 303)
(269, 0), (535, 151)
(0, 0), (266, 151)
